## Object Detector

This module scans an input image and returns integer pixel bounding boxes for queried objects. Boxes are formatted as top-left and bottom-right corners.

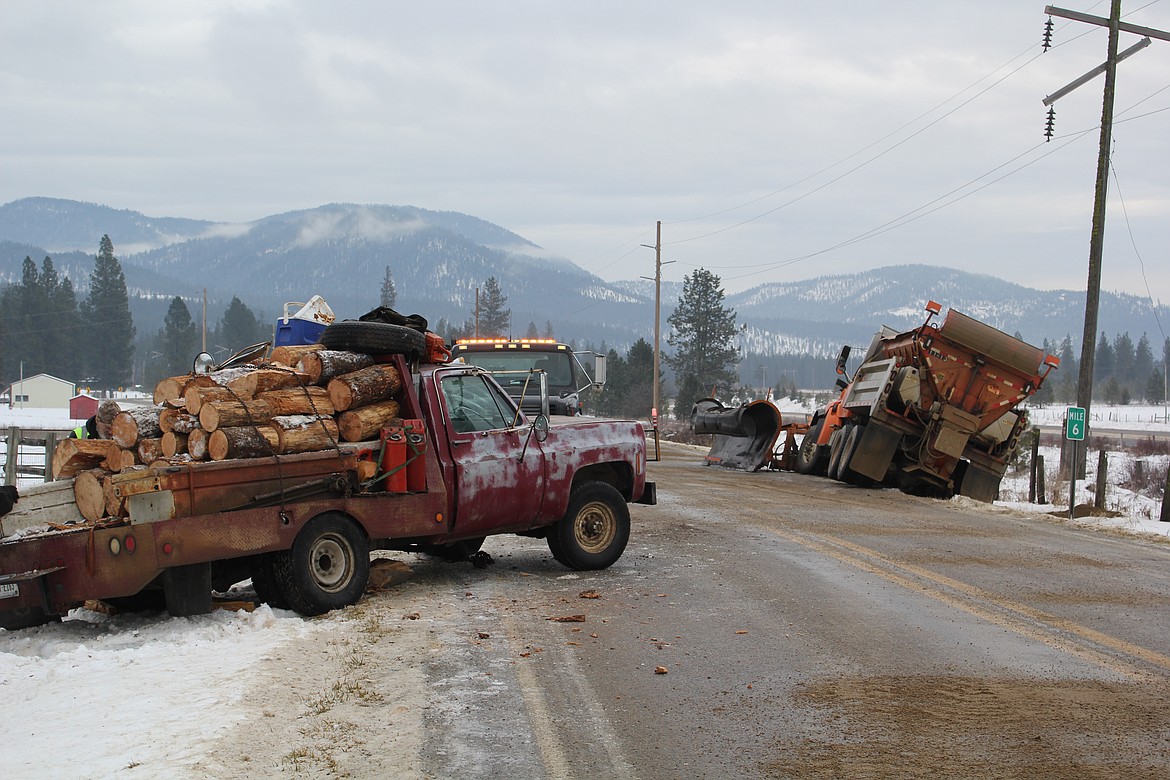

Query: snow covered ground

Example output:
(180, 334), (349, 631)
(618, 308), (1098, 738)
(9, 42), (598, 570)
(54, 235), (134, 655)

(2, 402), (1168, 777)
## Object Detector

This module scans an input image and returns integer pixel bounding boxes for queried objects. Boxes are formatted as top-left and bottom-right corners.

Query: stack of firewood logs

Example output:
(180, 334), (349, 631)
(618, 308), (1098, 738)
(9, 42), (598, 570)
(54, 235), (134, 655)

(50, 344), (406, 522)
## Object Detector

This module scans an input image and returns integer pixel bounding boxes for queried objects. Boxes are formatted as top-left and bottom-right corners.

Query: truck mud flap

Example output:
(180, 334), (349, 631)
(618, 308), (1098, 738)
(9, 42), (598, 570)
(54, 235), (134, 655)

(849, 423), (900, 482)
(956, 463), (1002, 503)
(690, 398), (782, 472)
(0, 566), (63, 613)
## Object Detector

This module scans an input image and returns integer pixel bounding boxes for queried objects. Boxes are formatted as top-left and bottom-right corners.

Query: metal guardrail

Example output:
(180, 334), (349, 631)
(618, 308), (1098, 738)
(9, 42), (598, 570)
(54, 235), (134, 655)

(2, 427), (67, 484)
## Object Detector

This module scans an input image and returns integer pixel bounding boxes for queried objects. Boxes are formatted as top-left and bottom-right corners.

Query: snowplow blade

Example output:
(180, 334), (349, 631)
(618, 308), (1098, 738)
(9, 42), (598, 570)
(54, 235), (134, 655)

(690, 398), (782, 472)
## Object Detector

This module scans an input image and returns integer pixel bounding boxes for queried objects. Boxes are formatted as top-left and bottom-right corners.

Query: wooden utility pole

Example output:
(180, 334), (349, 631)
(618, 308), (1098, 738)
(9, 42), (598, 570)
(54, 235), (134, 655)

(652, 221), (662, 421)
(1042, 2), (1168, 474)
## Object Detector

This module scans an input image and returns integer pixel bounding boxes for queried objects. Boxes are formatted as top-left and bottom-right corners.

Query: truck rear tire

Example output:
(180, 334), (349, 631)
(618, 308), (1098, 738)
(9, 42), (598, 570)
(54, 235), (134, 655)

(421, 536), (486, 561)
(826, 428), (845, 481)
(547, 482), (630, 571)
(273, 513), (370, 616)
(796, 419), (829, 475)
(838, 425), (873, 487)
(249, 553), (290, 609)
(319, 321), (425, 357)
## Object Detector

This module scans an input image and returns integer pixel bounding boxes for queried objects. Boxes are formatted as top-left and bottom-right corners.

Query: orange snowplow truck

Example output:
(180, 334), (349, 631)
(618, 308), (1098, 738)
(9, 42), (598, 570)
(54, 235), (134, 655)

(795, 301), (1059, 502)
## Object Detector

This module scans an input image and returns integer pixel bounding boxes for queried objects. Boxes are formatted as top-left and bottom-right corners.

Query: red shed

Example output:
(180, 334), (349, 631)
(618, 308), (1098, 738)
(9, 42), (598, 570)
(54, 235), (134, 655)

(69, 393), (99, 421)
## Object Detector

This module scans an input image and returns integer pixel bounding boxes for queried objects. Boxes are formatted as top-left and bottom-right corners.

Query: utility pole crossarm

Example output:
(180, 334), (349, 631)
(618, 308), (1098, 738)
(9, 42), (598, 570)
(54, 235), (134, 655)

(1043, 37), (1151, 106)
(1045, 5), (1170, 42)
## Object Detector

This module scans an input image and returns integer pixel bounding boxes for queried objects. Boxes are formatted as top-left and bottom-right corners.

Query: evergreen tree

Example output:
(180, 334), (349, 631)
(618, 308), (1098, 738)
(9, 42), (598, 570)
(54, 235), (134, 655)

(544, 320), (555, 339)
(84, 235), (136, 388)
(217, 296), (265, 351)
(158, 297), (198, 380)
(1145, 370), (1165, 404)
(48, 265), (82, 381)
(1102, 376), (1124, 405)
(380, 266), (397, 308)
(478, 277), (511, 337)
(525, 321), (540, 339)
(1134, 333), (1154, 399)
(665, 268), (740, 418)
(594, 348), (626, 416)
(1112, 332), (1135, 392)
(1057, 334), (1078, 404)
(1094, 331), (1114, 386)
(1032, 339), (1055, 406)
(18, 257), (50, 374)
(616, 337), (660, 418)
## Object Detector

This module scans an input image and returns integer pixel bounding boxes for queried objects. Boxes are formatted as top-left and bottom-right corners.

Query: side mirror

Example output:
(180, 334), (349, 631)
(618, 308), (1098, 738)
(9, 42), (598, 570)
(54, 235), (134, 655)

(193, 352), (215, 375)
(592, 355), (607, 386)
(532, 414), (549, 443)
(835, 345), (852, 376)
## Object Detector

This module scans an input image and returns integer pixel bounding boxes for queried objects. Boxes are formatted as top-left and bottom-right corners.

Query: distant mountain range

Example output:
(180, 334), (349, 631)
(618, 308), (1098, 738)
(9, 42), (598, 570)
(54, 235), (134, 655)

(1, 197), (1166, 384)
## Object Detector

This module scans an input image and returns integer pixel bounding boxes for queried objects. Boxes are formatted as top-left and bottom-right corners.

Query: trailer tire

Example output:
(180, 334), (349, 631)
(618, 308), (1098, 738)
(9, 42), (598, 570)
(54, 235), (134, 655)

(0, 606), (59, 631)
(547, 482), (630, 571)
(249, 553), (290, 609)
(837, 425), (873, 487)
(273, 513), (370, 616)
(796, 419), (829, 476)
(826, 429), (846, 481)
(319, 321), (425, 357)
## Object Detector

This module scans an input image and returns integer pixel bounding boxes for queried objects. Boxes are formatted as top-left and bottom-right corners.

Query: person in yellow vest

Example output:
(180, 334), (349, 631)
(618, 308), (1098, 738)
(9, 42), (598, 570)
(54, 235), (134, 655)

(70, 416), (98, 439)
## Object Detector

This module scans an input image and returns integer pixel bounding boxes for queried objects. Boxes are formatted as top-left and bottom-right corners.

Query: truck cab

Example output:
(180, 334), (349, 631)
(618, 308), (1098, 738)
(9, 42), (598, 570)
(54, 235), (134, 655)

(449, 339), (606, 417)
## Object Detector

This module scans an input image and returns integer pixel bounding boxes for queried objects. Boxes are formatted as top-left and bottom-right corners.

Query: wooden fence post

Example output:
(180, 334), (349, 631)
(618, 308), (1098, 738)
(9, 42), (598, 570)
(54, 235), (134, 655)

(1036, 454), (1047, 505)
(1161, 464), (1169, 523)
(1029, 428), (1039, 503)
(3, 427), (18, 484)
(44, 431), (61, 483)
(1094, 449), (1107, 510)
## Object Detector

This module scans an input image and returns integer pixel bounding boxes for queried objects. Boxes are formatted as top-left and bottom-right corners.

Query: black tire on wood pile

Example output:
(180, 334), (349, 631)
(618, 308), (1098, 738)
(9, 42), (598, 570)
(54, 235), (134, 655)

(319, 321), (426, 357)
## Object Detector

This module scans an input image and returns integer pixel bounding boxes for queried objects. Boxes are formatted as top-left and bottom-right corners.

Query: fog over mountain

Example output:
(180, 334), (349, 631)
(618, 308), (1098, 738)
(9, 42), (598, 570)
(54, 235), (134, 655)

(2, 198), (1166, 387)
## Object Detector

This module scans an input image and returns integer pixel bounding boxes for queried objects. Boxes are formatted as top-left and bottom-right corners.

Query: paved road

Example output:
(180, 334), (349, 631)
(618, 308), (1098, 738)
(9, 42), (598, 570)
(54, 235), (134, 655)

(427, 443), (1170, 778)
(209, 441), (1170, 778)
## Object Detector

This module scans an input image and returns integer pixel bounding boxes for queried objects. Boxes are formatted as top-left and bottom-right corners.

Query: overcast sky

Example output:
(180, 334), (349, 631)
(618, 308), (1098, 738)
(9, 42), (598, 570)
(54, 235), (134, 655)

(2, 1), (1168, 304)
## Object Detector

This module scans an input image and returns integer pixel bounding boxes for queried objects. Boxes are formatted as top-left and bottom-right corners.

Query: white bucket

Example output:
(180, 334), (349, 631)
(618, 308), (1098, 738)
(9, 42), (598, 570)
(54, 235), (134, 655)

(283, 295), (336, 325)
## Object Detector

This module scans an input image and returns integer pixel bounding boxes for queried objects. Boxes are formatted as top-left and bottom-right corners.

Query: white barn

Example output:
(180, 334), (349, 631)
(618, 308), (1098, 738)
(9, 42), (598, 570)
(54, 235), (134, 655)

(5, 374), (76, 410)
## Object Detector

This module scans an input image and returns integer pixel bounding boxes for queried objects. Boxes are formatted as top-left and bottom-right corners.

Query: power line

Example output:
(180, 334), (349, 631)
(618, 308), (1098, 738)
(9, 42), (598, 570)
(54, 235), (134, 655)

(1109, 157), (1167, 342)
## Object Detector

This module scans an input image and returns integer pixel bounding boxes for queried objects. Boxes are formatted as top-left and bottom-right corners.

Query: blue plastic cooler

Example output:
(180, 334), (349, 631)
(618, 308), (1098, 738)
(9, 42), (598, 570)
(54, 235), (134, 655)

(274, 296), (334, 346)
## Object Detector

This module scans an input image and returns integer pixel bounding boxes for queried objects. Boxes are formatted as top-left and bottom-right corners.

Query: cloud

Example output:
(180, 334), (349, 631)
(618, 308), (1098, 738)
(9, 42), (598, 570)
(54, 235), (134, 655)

(0, 1), (1167, 303)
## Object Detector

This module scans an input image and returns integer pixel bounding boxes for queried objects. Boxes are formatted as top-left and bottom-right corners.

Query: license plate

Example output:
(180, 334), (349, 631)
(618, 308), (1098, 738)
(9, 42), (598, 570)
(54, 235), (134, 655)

(0, 582), (19, 600)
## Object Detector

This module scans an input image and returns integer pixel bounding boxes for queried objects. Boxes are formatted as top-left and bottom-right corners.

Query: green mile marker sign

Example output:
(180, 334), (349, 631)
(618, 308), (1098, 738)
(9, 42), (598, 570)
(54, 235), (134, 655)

(1065, 406), (1086, 441)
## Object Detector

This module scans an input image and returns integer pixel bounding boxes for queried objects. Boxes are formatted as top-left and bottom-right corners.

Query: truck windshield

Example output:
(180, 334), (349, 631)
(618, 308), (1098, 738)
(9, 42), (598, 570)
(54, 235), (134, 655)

(459, 351), (574, 388)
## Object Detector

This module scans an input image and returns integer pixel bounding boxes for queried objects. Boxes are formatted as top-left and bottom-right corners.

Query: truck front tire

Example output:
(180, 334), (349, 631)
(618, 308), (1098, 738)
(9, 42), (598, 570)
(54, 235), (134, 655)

(548, 482), (630, 571)
(273, 513), (370, 616)
(796, 419), (829, 475)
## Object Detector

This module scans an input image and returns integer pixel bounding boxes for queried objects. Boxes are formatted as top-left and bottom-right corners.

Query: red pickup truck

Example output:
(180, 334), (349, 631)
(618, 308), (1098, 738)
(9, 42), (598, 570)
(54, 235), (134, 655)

(0, 347), (655, 630)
